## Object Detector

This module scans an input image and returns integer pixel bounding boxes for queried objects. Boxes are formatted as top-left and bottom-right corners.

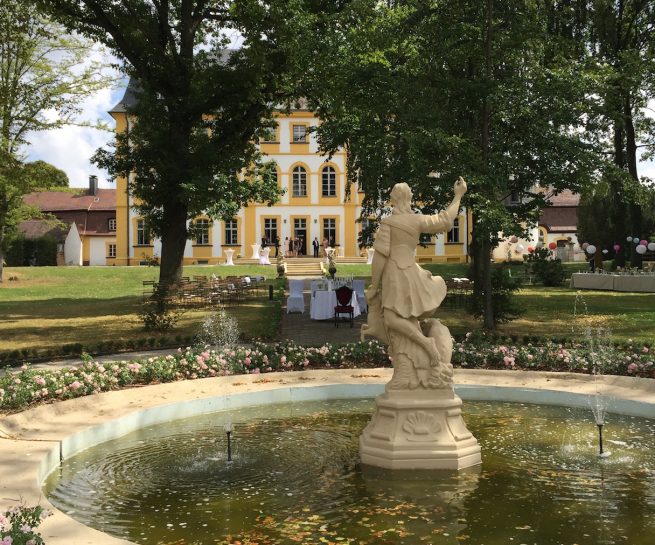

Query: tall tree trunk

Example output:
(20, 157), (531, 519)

(480, 0), (495, 330)
(624, 95), (643, 267)
(158, 202), (189, 286)
(611, 120), (627, 266)
(482, 238), (494, 330)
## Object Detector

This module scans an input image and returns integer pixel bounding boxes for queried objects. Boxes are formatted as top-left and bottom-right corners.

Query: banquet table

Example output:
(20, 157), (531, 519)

(310, 290), (361, 320)
(570, 273), (655, 292)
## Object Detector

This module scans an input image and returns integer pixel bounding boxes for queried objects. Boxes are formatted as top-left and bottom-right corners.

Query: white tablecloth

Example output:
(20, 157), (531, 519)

(310, 290), (361, 320)
(571, 273), (655, 292)
(613, 275), (655, 292)
(570, 273), (616, 290)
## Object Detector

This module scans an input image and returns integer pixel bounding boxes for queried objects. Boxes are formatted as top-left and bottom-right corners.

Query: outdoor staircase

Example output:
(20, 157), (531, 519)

(285, 258), (324, 277)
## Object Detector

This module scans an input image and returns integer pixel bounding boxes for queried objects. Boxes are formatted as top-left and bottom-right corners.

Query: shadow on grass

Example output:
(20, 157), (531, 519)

(0, 296), (143, 321)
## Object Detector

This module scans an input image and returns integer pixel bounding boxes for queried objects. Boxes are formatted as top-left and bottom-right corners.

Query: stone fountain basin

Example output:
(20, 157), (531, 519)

(1, 368), (654, 545)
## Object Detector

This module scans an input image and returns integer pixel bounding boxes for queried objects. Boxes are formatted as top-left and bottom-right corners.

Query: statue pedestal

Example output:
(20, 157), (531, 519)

(360, 388), (481, 470)
(224, 249), (235, 266)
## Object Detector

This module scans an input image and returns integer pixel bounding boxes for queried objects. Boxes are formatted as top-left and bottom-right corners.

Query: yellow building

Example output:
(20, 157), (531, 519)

(109, 88), (469, 265)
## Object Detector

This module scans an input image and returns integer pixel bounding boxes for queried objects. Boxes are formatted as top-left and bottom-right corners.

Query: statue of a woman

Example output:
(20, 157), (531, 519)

(362, 177), (467, 389)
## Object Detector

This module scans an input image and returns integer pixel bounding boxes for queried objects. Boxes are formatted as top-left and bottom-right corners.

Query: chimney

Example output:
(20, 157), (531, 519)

(88, 175), (98, 196)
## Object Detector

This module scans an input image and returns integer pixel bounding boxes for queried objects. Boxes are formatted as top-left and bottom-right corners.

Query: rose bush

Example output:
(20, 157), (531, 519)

(1, 336), (652, 413)
(0, 505), (50, 545)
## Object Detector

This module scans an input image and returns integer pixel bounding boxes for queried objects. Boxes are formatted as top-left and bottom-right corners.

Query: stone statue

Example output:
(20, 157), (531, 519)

(359, 177), (481, 470)
(362, 177), (467, 389)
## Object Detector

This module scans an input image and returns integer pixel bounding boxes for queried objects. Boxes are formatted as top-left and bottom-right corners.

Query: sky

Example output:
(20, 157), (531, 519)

(24, 50), (655, 189)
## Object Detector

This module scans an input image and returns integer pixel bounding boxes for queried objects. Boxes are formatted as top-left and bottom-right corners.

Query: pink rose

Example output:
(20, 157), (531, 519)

(70, 381), (82, 391)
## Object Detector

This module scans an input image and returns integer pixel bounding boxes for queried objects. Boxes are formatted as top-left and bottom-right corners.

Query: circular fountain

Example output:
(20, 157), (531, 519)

(43, 397), (655, 545)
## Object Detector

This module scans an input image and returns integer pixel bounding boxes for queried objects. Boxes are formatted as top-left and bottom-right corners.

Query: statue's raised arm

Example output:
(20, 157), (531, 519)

(361, 177), (467, 389)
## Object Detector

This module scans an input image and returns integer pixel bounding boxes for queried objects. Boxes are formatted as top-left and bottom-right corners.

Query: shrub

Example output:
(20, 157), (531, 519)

(1, 504), (51, 544)
(469, 266), (523, 324)
(524, 247), (565, 286)
(138, 296), (184, 332)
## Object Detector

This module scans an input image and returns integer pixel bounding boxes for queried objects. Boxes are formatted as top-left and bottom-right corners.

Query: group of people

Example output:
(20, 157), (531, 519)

(278, 236), (336, 258)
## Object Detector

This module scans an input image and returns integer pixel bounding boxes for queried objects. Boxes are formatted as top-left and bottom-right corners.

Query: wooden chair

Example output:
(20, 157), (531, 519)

(334, 285), (354, 328)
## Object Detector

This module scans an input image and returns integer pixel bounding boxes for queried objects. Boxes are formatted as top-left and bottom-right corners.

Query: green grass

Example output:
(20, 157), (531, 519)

(435, 287), (655, 343)
(0, 266), (281, 353)
(2, 263), (653, 355)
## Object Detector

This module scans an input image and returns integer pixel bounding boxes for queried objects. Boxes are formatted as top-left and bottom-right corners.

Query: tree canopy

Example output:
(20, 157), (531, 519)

(23, 160), (69, 188)
(0, 0), (110, 281)
(304, 0), (605, 327)
(41, 0), (346, 285)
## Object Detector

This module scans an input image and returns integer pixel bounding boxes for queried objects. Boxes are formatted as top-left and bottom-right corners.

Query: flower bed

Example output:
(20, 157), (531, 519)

(1, 337), (653, 413)
(1, 505), (50, 545)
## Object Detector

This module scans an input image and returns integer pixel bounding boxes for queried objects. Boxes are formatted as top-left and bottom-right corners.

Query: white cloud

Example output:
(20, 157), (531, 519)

(24, 45), (126, 189)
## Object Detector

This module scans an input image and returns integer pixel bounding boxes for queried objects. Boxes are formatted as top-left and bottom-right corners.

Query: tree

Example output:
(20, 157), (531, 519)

(306, 0), (599, 328)
(41, 0), (343, 286)
(24, 160), (69, 188)
(0, 0), (110, 281)
(581, 0), (655, 266)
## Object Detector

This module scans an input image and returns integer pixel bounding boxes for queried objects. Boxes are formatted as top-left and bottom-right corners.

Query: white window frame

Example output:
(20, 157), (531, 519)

(292, 125), (307, 143)
(292, 166), (307, 197)
(224, 219), (238, 245)
(447, 218), (460, 243)
(321, 166), (336, 197)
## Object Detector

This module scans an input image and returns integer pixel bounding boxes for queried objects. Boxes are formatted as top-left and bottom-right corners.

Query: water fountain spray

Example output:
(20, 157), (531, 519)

(224, 420), (233, 462)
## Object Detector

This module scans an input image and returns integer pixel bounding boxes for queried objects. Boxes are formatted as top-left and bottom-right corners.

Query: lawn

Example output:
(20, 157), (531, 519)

(2, 263), (653, 360)
(337, 262), (654, 343)
(0, 266), (281, 356)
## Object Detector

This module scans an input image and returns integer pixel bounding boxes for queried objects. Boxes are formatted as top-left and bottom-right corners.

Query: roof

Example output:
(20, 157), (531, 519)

(537, 188), (580, 207)
(23, 189), (116, 212)
(539, 207), (578, 232)
(109, 78), (141, 114)
(17, 219), (70, 241)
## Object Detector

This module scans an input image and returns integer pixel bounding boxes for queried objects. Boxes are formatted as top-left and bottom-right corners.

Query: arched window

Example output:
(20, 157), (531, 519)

(292, 166), (307, 197)
(321, 166), (336, 197)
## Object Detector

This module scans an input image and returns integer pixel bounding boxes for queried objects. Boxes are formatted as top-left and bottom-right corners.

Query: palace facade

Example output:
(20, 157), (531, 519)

(108, 87), (470, 265)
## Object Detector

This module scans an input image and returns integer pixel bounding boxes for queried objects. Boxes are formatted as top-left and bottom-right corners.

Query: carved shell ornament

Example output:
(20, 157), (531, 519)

(402, 411), (441, 439)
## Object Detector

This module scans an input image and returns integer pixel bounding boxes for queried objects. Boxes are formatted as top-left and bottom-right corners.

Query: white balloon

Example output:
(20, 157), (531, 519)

(636, 244), (647, 255)
(648, 242), (655, 252)
(586, 245), (596, 254)
(516, 244), (525, 253)
(626, 236), (633, 242)
(633, 237), (640, 243)
(602, 249), (608, 254)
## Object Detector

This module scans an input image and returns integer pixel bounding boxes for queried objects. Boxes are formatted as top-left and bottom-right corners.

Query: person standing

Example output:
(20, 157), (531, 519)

(283, 236), (290, 257)
(289, 237), (294, 258)
(312, 237), (320, 258)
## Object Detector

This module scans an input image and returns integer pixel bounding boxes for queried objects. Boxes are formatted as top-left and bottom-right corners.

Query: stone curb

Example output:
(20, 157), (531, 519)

(1, 369), (653, 544)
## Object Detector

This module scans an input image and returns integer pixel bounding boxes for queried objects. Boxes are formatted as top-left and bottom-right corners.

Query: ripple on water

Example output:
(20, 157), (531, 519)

(44, 399), (655, 545)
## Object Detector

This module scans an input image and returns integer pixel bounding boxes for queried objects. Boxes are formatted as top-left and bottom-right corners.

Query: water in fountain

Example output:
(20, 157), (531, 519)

(573, 291), (614, 457)
(44, 399), (655, 545)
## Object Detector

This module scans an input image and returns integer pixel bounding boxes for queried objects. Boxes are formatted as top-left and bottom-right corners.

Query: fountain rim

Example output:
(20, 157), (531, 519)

(1, 367), (654, 545)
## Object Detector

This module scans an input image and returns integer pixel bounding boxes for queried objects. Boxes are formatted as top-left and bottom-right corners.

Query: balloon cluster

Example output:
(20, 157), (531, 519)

(623, 235), (655, 255)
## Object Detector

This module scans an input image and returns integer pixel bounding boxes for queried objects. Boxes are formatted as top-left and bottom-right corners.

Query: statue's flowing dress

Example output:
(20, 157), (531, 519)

(373, 212), (453, 320)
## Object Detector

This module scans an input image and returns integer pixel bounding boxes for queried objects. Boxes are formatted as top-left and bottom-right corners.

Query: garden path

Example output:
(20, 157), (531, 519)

(280, 280), (365, 345)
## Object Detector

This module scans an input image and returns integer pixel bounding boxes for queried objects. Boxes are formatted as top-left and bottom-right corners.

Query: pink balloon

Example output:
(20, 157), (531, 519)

(613, 244), (620, 251)
(510, 235), (518, 243)
(640, 239), (648, 246)
(582, 242), (589, 250)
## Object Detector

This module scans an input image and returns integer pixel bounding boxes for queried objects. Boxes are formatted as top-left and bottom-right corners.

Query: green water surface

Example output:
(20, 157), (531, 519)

(44, 399), (655, 545)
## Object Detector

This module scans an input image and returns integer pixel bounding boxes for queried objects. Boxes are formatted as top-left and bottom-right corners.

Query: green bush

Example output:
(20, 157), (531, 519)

(469, 266), (523, 324)
(524, 247), (565, 286)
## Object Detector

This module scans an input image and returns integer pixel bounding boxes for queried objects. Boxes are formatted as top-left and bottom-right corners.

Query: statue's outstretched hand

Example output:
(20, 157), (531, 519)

(454, 177), (467, 198)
